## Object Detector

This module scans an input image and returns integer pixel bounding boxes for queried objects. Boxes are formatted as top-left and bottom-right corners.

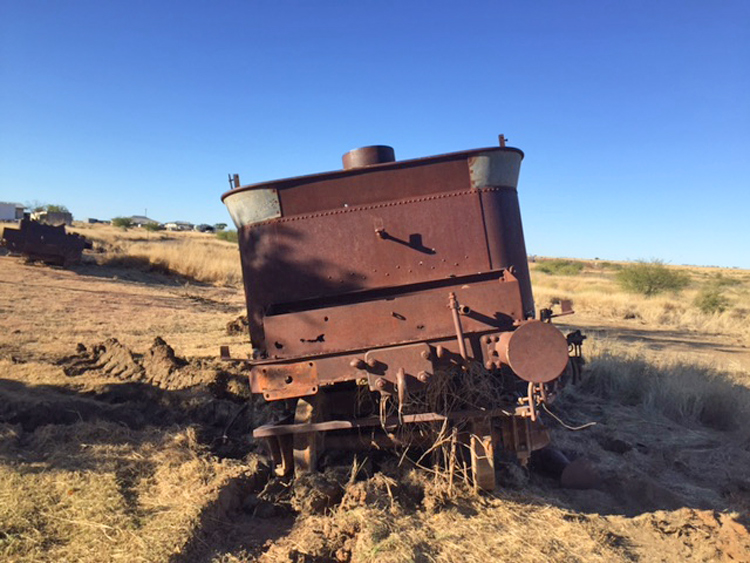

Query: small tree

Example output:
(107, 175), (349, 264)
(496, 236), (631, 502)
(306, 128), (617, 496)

(616, 260), (690, 296)
(112, 217), (133, 229)
(214, 223), (227, 231)
(45, 204), (69, 213)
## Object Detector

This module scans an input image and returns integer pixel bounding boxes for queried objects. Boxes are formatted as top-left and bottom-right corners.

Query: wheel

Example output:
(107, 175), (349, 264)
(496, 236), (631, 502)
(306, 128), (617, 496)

(470, 419), (496, 491)
(293, 393), (326, 475)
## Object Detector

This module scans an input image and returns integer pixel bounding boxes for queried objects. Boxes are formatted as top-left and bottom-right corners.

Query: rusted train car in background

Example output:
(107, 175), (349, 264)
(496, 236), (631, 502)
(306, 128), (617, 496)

(221, 137), (583, 490)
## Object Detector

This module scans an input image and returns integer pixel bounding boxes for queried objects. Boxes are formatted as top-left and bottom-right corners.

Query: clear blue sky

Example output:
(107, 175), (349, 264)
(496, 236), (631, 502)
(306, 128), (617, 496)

(1, 1), (748, 267)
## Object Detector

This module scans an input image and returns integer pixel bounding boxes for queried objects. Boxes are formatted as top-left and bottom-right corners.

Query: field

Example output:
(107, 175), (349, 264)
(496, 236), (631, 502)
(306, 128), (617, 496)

(1, 225), (749, 562)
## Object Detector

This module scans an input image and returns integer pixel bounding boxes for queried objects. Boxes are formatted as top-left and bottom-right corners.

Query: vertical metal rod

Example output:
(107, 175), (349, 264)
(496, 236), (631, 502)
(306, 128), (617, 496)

(449, 292), (468, 360)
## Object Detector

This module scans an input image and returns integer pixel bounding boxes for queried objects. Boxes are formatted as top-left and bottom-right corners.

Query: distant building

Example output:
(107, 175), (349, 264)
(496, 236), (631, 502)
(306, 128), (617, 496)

(165, 221), (193, 231)
(194, 224), (215, 233)
(0, 202), (25, 221)
(31, 210), (73, 226)
(130, 215), (160, 227)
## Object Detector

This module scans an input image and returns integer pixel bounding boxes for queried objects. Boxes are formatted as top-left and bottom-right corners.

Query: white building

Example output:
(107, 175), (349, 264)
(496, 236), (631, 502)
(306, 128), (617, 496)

(165, 221), (193, 231)
(0, 202), (25, 221)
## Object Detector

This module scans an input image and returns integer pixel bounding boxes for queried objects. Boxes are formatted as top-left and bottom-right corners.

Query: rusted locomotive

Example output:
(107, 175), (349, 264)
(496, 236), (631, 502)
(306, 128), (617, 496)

(221, 137), (582, 490)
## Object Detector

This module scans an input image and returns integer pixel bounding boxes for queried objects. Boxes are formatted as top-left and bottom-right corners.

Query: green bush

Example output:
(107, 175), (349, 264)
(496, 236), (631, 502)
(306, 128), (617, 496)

(216, 229), (238, 243)
(536, 259), (585, 276)
(694, 286), (730, 314)
(112, 217), (133, 229)
(143, 222), (164, 232)
(45, 204), (69, 213)
(615, 260), (689, 296)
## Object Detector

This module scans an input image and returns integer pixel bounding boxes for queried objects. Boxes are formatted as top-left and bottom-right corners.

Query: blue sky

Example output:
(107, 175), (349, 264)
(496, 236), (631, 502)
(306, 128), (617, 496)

(1, 1), (748, 267)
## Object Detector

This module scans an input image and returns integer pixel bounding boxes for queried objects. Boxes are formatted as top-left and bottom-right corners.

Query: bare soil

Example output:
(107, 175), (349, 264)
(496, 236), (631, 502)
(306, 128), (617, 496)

(1, 256), (749, 562)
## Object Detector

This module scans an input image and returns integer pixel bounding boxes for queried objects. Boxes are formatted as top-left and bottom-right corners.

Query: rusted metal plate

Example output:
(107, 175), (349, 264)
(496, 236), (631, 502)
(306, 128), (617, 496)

(496, 320), (569, 383)
(238, 189), (490, 310)
(476, 186), (534, 319)
(363, 342), (433, 391)
(253, 407), (517, 438)
(252, 361), (319, 400)
(263, 274), (523, 359)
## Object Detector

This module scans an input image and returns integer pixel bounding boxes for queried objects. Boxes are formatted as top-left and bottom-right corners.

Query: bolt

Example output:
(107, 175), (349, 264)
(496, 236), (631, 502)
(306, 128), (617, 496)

(350, 358), (366, 369)
(417, 371), (429, 383)
(367, 357), (379, 368)
(421, 350), (432, 361)
(375, 378), (386, 389)
(485, 360), (495, 370)
(436, 345), (445, 359)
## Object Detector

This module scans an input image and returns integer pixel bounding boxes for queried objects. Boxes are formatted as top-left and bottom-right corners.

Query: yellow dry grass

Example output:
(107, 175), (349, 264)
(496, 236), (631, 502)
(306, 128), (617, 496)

(531, 259), (750, 346)
(71, 223), (243, 286)
(0, 424), (257, 563)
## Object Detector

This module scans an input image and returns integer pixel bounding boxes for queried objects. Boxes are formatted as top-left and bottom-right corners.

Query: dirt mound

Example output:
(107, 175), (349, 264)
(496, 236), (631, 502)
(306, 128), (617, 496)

(619, 508), (750, 562)
(62, 338), (143, 379)
(226, 314), (249, 336)
(60, 337), (218, 390)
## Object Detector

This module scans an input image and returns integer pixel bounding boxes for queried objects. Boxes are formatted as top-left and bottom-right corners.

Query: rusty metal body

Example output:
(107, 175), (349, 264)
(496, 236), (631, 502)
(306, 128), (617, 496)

(2, 218), (92, 266)
(222, 139), (583, 489)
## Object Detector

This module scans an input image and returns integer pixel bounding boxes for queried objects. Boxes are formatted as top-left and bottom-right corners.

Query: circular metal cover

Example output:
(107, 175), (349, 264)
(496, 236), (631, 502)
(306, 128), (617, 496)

(496, 320), (569, 383)
(342, 145), (396, 169)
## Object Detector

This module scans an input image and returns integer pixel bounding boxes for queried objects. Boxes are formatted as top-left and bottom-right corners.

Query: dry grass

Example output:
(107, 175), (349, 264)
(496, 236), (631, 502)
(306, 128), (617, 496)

(531, 260), (750, 344)
(579, 340), (750, 436)
(0, 423), (259, 563)
(71, 223), (243, 286)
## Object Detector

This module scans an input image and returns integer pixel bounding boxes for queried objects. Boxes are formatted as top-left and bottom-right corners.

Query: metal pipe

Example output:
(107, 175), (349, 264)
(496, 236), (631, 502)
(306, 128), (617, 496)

(449, 292), (468, 360)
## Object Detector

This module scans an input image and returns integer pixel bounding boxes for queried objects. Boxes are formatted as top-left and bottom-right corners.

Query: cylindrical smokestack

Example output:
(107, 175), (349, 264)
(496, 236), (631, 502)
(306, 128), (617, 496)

(342, 145), (395, 170)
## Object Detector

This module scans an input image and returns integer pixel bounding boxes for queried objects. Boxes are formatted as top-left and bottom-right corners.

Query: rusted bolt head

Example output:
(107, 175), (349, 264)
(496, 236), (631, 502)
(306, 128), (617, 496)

(436, 345), (445, 359)
(367, 357), (379, 368)
(375, 378), (386, 389)
(417, 371), (429, 383)
(485, 360), (495, 371)
(421, 350), (432, 361)
(350, 358), (366, 369)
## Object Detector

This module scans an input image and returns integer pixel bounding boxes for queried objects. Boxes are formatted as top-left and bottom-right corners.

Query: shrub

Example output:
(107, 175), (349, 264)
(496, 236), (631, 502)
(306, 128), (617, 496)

(536, 259), (585, 276)
(216, 229), (238, 243)
(45, 203), (69, 213)
(694, 287), (730, 314)
(143, 222), (164, 232)
(112, 217), (133, 229)
(615, 260), (689, 296)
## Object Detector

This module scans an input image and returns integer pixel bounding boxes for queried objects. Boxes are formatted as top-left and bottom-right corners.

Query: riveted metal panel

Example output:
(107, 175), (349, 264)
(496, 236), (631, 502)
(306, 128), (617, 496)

(239, 190), (491, 310)
(263, 274), (523, 359)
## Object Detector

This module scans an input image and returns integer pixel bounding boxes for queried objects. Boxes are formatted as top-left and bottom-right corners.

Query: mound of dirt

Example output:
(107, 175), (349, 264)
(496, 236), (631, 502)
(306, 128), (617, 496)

(226, 314), (249, 336)
(60, 336), (218, 390)
(62, 338), (143, 379)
